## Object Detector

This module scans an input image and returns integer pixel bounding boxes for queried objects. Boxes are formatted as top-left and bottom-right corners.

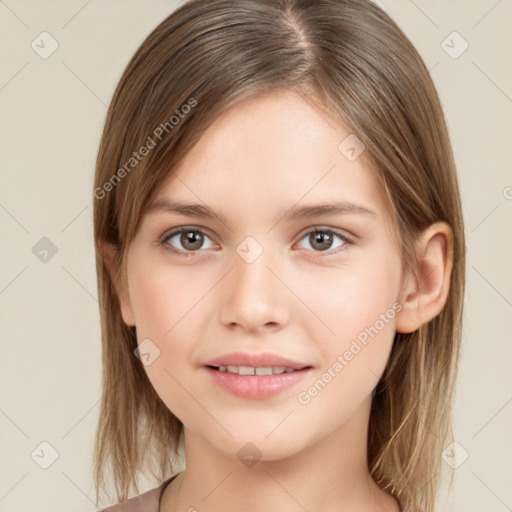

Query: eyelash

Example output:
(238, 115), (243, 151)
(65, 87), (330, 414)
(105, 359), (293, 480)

(159, 226), (353, 259)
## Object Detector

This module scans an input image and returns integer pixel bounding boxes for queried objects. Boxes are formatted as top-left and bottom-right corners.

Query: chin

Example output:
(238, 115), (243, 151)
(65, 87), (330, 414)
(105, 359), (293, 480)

(203, 424), (312, 464)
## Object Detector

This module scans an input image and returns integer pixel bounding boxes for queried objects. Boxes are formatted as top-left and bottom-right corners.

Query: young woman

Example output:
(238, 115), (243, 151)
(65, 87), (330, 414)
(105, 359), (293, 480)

(92, 1), (466, 511)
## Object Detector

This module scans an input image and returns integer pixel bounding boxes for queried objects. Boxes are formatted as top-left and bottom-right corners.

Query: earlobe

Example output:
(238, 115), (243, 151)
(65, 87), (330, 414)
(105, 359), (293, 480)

(99, 240), (136, 327)
(395, 222), (454, 334)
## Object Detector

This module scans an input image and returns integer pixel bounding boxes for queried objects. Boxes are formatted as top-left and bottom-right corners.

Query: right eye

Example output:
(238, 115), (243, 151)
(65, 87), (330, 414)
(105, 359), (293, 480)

(160, 227), (216, 257)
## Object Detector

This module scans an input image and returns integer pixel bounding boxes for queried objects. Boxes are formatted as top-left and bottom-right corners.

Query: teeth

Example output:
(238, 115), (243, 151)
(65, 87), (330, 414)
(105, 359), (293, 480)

(216, 365), (296, 375)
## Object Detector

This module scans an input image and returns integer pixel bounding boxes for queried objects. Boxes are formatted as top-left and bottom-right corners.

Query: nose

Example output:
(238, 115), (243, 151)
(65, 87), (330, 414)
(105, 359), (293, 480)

(218, 246), (290, 333)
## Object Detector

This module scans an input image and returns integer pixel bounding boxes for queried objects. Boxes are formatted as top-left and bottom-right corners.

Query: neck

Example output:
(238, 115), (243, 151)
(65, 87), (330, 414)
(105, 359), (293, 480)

(161, 395), (399, 512)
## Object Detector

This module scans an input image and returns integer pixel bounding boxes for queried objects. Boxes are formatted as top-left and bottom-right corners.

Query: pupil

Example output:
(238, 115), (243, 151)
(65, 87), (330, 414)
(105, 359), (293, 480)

(182, 230), (202, 250)
(312, 231), (332, 251)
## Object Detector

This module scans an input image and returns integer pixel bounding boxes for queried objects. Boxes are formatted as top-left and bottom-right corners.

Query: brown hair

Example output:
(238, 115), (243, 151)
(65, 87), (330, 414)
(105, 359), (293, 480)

(92, 1), (466, 510)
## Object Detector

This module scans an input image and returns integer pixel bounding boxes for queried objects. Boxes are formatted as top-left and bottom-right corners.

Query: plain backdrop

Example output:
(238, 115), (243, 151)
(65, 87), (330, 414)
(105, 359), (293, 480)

(1, 1), (511, 511)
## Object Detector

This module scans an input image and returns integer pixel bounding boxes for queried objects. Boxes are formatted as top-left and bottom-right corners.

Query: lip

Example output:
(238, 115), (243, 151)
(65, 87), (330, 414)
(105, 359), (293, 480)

(202, 351), (310, 370)
(203, 366), (312, 400)
(202, 351), (312, 400)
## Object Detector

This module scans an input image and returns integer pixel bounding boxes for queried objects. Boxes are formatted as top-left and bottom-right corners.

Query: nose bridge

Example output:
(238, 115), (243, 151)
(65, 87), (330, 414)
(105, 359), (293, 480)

(219, 236), (288, 331)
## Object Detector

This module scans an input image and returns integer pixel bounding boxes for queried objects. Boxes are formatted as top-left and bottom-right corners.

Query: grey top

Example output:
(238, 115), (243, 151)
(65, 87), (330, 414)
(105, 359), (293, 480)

(100, 474), (178, 512)
(100, 474), (404, 511)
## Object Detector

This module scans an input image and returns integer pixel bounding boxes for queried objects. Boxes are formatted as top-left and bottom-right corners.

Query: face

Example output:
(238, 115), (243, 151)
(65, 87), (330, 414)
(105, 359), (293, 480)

(118, 89), (404, 461)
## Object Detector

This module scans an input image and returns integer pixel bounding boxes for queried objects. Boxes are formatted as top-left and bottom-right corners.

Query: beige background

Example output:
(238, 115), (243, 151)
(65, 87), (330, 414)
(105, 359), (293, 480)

(1, 1), (511, 511)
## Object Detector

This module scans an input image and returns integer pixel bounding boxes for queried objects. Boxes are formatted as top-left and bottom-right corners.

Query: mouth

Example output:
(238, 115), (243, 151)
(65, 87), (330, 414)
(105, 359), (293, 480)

(203, 365), (313, 400)
(206, 364), (311, 375)
(202, 351), (311, 371)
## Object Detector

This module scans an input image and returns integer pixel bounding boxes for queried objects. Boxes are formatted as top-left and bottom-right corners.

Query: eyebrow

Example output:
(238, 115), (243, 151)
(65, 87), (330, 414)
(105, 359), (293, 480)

(142, 199), (377, 224)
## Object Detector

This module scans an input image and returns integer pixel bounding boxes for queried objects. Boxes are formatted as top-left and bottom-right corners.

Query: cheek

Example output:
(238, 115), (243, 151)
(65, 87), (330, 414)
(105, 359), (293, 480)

(296, 249), (402, 401)
(129, 263), (199, 339)
(127, 262), (210, 417)
(300, 250), (402, 344)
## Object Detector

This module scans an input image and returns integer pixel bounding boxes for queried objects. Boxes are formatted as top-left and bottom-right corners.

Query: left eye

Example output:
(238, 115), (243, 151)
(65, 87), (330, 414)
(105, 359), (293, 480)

(296, 229), (349, 254)
(161, 228), (216, 256)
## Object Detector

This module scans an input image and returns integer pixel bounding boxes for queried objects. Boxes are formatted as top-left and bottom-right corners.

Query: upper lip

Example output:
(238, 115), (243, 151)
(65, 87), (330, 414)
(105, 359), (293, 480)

(203, 351), (311, 370)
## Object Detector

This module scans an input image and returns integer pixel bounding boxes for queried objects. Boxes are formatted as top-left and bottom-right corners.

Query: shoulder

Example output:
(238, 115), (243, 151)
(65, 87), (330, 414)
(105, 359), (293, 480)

(99, 476), (176, 512)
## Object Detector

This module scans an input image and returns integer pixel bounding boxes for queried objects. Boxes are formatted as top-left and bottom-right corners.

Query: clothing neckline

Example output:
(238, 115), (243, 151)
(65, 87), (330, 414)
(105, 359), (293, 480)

(158, 473), (180, 512)
(158, 474), (404, 512)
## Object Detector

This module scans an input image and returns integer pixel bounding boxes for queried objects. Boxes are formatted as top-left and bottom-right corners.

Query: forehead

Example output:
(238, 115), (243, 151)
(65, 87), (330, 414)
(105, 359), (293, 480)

(148, 90), (391, 225)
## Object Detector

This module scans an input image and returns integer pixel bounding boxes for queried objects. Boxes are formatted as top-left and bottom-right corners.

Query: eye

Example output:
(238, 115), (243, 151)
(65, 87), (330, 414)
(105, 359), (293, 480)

(160, 226), (352, 259)
(296, 228), (351, 255)
(160, 227), (216, 257)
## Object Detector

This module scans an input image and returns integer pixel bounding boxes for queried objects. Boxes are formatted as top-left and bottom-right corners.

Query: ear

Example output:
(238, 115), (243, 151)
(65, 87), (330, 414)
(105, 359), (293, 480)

(395, 222), (454, 333)
(98, 240), (136, 327)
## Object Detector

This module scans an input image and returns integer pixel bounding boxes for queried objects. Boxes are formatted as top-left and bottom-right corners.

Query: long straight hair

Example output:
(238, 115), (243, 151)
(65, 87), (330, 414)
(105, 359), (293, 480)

(92, 1), (466, 510)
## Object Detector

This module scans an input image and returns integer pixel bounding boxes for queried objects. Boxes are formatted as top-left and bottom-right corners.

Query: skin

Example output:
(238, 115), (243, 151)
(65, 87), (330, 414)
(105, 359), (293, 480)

(102, 89), (453, 512)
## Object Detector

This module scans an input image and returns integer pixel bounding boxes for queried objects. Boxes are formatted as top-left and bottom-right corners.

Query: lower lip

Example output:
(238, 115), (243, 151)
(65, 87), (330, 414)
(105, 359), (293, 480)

(203, 366), (311, 400)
